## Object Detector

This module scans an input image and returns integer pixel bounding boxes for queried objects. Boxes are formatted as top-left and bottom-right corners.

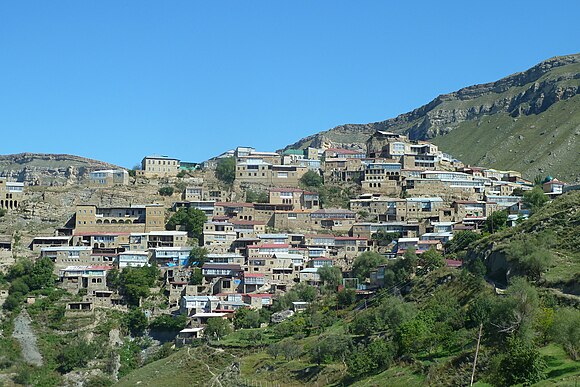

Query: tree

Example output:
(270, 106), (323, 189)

(166, 208), (207, 241)
(125, 308), (148, 336)
(9, 278), (29, 295)
(494, 337), (546, 386)
(420, 248), (445, 272)
(187, 246), (208, 267)
(523, 187), (548, 213)
(293, 282), (317, 302)
(484, 210), (508, 234)
(504, 233), (554, 280)
(351, 252), (387, 281)
(189, 267), (203, 285)
(445, 230), (481, 253)
(215, 157), (235, 185)
(57, 339), (97, 372)
(26, 257), (55, 290)
(337, 288), (357, 307)
(397, 314), (436, 356)
(299, 170), (323, 188)
(550, 307), (580, 360)
(158, 186), (174, 196)
(205, 318), (232, 340)
(309, 334), (352, 365)
(118, 266), (159, 306)
(347, 339), (394, 377)
(318, 265), (342, 289)
(0, 208), (6, 217)
(149, 314), (187, 332)
(233, 308), (261, 329)
(245, 190), (268, 203)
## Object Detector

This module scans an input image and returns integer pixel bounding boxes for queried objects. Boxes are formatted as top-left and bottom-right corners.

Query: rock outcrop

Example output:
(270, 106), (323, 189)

(0, 153), (123, 185)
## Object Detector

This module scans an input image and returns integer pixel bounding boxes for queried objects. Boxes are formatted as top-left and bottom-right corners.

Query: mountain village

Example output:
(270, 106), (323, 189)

(1, 130), (573, 349)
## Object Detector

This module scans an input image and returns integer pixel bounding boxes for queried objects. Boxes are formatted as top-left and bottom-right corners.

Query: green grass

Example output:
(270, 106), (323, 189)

(432, 93), (580, 182)
(536, 344), (580, 386)
(348, 365), (426, 387)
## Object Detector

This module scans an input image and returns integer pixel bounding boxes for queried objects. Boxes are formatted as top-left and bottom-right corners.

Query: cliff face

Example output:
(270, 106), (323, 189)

(0, 153), (123, 185)
(285, 54), (580, 181)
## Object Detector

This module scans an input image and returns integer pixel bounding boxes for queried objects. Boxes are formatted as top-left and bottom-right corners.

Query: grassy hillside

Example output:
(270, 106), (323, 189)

(432, 94), (580, 181)
(469, 190), (580, 294)
(286, 54), (580, 182)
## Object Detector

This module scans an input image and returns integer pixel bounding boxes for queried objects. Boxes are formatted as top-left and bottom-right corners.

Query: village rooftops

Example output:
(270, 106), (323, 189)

(144, 155), (180, 161)
(269, 187), (304, 192)
(150, 246), (192, 251)
(406, 197), (444, 202)
(41, 246), (92, 252)
(32, 236), (72, 240)
(230, 219), (265, 226)
(202, 263), (242, 271)
(247, 244), (290, 249)
(147, 231), (188, 236)
(61, 265), (112, 271)
(183, 296), (219, 301)
(74, 231), (131, 236)
(257, 234), (288, 239)
(191, 312), (229, 318)
(215, 202), (254, 208)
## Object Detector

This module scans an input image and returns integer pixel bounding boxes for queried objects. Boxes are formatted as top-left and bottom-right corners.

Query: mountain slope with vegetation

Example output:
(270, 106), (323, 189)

(468, 190), (580, 296)
(286, 53), (580, 181)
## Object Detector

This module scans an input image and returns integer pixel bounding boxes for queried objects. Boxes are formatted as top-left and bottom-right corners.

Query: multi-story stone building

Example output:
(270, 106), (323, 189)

(74, 204), (165, 233)
(88, 169), (129, 187)
(0, 179), (24, 210)
(139, 155), (180, 178)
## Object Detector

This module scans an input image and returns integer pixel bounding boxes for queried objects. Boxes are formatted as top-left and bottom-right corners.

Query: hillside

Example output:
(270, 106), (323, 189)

(468, 190), (580, 296)
(0, 153), (123, 185)
(285, 53), (580, 181)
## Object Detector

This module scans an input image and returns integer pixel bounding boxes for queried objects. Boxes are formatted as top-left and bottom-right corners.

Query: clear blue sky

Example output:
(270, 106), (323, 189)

(1, 1), (578, 168)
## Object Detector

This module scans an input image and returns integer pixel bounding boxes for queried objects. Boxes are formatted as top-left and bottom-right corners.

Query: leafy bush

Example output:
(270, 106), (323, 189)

(158, 186), (175, 196)
(233, 308), (261, 329)
(308, 333), (352, 365)
(347, 339), (394, 377)
(166, 207), (207, 240)
(57, 339), (97, 373)
(125, 308), (148, 336)
(351, 252), (387, 281)
(215, 157), (235, 184)
(337, 288), (357, 307)
(491, 337), (546, 386)
(299, 170), (323, 188)
(149, 314), (187, 331)
(245, 190), (269, 203)
(205, 318), (232, 340)
(550, 307), (580, 360)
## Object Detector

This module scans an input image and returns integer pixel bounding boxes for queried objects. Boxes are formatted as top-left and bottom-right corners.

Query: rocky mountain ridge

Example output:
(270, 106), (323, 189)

(0, 153), (123, 185)
(284, 53), (580, 181)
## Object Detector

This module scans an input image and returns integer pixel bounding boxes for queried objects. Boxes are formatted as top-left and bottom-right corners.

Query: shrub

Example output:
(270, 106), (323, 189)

(158, 186), (174, 196)
(215, 157), (235, 185)
(57, 339), (97, 373)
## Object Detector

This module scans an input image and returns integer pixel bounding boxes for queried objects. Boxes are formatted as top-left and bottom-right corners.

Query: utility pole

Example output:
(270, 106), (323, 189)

(470, 323), (483, 386)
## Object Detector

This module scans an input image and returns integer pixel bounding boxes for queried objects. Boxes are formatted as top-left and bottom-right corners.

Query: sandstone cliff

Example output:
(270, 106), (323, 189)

(0, 153), (124, 185)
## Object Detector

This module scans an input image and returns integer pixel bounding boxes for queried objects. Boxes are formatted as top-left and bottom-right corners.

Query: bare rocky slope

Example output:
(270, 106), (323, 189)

(0, 153), (123, 185)
(285, 53), (580, 181)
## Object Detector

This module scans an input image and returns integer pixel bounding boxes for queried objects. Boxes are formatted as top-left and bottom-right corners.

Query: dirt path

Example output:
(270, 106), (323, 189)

(12, 309), (43, 367)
